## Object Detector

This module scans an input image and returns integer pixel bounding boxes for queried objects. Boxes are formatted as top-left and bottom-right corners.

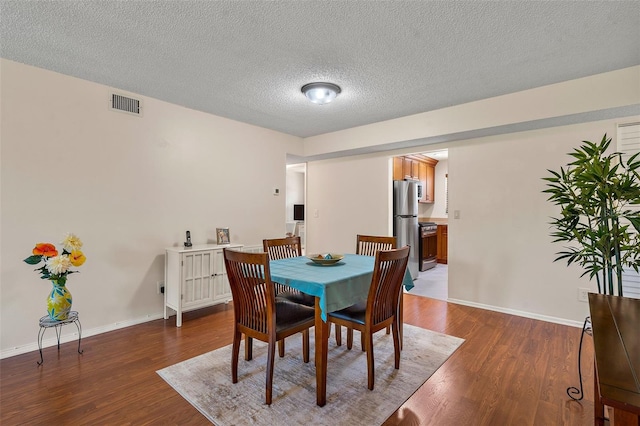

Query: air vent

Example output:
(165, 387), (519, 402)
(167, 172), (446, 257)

(617, 121), (640, 163)
(109, 93), (142, 116)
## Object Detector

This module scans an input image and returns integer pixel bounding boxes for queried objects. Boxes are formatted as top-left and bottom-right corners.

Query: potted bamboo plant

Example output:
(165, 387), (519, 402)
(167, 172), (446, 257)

(543, 133), (640, 297)
(543, 133), (640, 401)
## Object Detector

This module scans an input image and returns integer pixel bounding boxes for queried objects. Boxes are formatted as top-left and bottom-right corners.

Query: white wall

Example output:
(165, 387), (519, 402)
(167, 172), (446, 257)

(306, 155), (392, 255)
(300, 66), (639, 326)
(432, 159), (448, 218)
(305, 117), (639, 326)
(0, 60), (301, 355)
(2, 60), (638, 357)
(446, 120), (633, 323)
(303, 66), (640, 157)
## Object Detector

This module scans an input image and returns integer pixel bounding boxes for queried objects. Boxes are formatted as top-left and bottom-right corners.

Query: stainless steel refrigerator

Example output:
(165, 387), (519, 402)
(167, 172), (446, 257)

(393, 180), (419, 279)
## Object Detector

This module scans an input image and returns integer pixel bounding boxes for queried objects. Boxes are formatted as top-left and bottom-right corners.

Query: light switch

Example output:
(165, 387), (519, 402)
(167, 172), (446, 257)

(314, 209), (319, 218)
(454, 210), (460, 219)
(273, 188), (280, 196)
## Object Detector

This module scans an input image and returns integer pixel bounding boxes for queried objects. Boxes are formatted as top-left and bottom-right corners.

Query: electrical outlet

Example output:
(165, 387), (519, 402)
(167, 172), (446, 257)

(157, 281), (164, 295)
(578, 288), (590, 302)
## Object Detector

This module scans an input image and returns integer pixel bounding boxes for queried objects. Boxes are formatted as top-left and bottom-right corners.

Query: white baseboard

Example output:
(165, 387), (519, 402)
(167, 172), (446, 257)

(2, 298), (585, 360)
(0, 313), (165, 360)
(446, 298), (585, 328)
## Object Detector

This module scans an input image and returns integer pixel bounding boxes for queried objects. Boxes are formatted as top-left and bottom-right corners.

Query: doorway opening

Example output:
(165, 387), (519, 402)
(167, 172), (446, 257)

(286, 163), (306, 253)
(399, 148), (448, 301)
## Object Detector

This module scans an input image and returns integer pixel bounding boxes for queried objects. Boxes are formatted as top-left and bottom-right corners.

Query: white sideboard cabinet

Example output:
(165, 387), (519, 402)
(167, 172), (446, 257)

(164, 244), (242, 327)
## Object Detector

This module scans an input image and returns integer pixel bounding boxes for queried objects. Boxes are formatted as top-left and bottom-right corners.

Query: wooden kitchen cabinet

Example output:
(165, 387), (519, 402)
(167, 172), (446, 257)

(402, 157), (419, 180)
(393, 155), (437, 204)
(436, 224), (448, 264)
(416, 155), (437, 204)
(402, 157), (411, 178)
(418, 162), (427, 202)
(411, 160), (419, 180)
(393, 156), (418, 180)
(425, 162), (435, 203)
(393, 157), (404, 180)
(164, 243), (243, 327)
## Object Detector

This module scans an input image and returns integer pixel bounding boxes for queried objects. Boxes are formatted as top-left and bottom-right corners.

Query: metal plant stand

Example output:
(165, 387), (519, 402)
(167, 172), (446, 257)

(567, 316), (592, 401)
(37, 311), (83, 365)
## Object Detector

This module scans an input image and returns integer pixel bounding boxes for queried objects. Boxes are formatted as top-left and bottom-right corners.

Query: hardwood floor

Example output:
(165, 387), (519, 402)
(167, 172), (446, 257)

(0, 295), (594, 425)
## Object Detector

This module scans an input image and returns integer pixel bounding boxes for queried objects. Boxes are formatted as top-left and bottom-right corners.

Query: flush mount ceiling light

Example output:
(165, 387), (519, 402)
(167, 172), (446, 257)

(301, 82), (341, 105)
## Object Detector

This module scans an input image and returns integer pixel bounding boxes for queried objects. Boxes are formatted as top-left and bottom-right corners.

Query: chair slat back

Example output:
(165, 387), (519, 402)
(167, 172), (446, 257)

(366, 246), (410, 326)
(356, 235), (396, 256)
(223, 249), (275, 335)
(263, 236), (302, 260)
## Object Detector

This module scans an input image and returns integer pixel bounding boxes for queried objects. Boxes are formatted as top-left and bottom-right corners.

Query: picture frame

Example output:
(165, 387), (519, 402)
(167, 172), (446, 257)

(216, 228), (230, 245)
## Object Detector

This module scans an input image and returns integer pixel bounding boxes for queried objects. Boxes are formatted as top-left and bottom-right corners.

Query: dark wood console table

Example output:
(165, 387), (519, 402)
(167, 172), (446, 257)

(588, 293), (640, 426)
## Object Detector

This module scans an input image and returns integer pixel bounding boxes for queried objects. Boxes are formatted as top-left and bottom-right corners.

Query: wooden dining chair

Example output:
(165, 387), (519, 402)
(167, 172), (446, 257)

(328, 246), (410, 390)
(356, 234), (396, 256)
(263, 236), (315, 303)
(223, 248), (315, 405)
(263, 236), (315, 356)
(336, 234), (397, 348)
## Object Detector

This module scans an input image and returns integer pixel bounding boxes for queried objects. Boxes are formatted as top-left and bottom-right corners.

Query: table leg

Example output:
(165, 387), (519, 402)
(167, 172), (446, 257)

(315, 297), (328, 407)
(594, 363), (605, 426)
(610, 408), (640, 426)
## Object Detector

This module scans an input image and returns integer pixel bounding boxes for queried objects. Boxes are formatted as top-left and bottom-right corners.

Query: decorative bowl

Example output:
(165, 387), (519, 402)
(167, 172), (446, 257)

(306, 253), (345, 265)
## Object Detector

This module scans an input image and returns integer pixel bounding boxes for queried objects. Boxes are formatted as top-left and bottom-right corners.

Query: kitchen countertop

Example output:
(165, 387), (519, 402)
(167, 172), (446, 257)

(419, 217), (448, 225)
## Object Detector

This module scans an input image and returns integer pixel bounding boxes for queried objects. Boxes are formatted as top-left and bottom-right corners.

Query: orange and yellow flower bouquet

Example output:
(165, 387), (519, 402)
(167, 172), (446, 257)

(24, 233), (86, 285)
(24, 233), (86, 320)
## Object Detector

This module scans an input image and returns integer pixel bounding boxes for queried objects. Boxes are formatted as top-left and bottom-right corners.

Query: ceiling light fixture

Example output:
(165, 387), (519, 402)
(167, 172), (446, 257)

(301, 82), (341, 105)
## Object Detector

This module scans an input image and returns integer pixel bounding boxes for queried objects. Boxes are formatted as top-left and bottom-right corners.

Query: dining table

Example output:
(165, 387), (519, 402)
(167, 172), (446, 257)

(589, 293), (640, 425)
(269, 253), (414, 406)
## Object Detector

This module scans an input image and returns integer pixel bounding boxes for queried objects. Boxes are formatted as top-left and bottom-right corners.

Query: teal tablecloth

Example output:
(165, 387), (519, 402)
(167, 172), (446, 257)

(269, 254), (414, 321)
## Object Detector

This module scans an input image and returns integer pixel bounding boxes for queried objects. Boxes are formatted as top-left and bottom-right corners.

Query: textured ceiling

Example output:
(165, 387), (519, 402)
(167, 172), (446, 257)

(1, 1), (639, 139)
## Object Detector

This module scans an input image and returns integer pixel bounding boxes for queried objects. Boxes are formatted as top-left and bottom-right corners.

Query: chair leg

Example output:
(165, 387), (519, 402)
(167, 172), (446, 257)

(335, 324), (342, 346)
(302, 330), (310, 363)
(266, 338), (276, 405)
(278, 339), (285, 357)
(361, 331), (365, 352)
(232, 330), (241, 383)
(346, 327), (353, 350)
(365, 331), (375, 390)
(245, 336), (253, 361)
(399, 292), (404, 351)
(392, 319), (401, 369)
(386, 325), (390, 334)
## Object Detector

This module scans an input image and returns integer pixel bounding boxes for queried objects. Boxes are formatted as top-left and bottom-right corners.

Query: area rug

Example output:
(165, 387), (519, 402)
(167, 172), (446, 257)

(157, 324), (464, 425)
